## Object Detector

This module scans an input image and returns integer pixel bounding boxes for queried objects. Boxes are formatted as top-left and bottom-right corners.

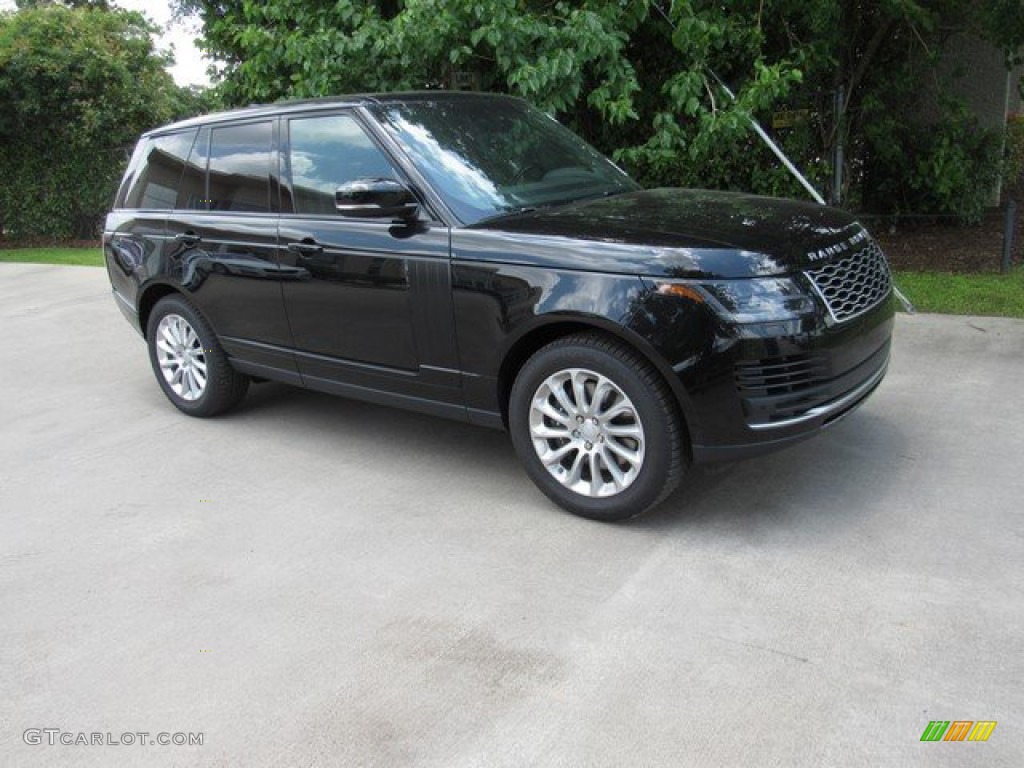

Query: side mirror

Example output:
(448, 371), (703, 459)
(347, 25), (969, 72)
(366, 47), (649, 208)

(335, 178), (419, 221)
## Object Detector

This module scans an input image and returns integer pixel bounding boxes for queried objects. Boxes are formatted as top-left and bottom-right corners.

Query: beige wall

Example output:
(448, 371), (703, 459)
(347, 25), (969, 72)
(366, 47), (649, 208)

(1010, 65), (1023, 115)
(932, 33), (1019, 204)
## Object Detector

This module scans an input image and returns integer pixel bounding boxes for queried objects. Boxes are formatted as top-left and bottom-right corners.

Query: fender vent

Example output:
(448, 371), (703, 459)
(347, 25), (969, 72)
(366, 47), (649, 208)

(735, 354), (828, 397)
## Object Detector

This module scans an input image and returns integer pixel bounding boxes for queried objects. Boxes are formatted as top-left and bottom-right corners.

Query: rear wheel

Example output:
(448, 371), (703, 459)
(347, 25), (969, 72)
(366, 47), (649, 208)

(509, 333), (686, 521)
(146, 294), (249, 417)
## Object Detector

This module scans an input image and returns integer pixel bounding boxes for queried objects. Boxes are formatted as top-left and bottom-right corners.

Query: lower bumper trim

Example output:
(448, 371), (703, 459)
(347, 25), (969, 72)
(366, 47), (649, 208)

(747, 355), (889, 431)
(692, 356), (888, 463)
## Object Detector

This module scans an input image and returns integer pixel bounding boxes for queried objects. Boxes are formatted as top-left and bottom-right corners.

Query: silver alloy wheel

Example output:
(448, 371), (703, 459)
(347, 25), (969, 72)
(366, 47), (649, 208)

(528, 367), (646, 498)
(155, 314), (208, 402)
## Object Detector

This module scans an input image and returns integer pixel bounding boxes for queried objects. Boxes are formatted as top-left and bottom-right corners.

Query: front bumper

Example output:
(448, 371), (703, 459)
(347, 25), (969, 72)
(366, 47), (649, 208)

(691, 347), (888, 462)
(631, 282), (895, 463)
(689, 295), (894, 462)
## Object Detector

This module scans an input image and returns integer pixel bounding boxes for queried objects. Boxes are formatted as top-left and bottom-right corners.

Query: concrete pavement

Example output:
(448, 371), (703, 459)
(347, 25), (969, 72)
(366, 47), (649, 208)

(1, 263), (1022, 766)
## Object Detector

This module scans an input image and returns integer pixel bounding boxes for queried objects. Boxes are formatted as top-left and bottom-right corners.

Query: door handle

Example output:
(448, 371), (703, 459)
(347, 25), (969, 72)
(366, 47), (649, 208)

(287, 241), (324, 256)
(174, 231), (202, 245)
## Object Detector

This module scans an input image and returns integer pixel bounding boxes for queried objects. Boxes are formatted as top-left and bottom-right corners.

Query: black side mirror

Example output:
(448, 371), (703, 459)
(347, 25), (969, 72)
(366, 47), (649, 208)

(335, 178), (419, 221)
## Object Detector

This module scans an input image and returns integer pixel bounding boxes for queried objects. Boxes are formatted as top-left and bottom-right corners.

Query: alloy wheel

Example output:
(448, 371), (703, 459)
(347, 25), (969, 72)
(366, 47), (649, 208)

(528, 367), (646, 498)
(155, 313), (207, 401)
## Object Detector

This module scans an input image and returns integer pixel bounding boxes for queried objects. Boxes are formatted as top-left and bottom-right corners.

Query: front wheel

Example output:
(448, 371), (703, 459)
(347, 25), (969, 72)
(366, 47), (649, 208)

(509, 333), (687, 521)
(146, 294), (249, 417)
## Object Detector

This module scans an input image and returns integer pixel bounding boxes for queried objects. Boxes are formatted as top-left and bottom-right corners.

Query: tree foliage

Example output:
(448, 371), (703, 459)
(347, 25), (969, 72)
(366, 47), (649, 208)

(171, 0), (1022, 220)
(10, 2), (1014, 240)
(0, 4), (192, 238)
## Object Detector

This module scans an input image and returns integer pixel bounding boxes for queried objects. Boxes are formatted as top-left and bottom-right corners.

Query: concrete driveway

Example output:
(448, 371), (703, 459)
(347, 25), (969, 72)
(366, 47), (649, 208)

(1, 262), (1022, 767)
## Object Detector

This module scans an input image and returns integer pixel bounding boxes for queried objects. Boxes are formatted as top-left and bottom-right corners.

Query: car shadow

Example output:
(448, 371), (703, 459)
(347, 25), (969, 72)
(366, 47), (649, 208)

(232, 380), (521, 476)
(232, 382), (909, 535)
(635, 407), (911, 539)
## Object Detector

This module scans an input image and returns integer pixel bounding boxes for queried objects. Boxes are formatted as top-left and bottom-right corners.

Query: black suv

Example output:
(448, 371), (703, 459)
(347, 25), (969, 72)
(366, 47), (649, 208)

(104, 92), (894, 520)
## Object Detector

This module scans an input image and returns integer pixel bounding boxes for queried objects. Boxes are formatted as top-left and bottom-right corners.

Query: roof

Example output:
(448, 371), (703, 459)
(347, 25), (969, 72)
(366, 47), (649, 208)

(144, 90), (524, 137)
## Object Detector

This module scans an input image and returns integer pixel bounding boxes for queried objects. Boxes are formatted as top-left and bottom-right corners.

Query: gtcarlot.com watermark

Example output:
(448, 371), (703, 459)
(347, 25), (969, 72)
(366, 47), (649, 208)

(24, 729), (203, 747)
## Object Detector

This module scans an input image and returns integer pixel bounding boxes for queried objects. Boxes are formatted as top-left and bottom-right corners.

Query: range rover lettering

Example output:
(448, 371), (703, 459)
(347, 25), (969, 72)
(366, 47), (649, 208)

(104, 92), (894, 521)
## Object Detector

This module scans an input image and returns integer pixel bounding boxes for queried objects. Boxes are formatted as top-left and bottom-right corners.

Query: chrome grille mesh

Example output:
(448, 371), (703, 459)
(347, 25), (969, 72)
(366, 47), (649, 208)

(805, 241), (892, 323)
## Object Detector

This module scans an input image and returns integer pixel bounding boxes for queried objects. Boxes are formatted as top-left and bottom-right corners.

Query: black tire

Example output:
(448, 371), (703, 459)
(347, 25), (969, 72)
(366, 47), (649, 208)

(509, 333), (687, 521)
(146, 294), (249, 417)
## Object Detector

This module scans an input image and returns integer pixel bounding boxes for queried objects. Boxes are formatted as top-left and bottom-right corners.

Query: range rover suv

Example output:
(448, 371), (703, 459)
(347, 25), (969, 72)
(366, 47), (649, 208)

(104, 92), (894, 521)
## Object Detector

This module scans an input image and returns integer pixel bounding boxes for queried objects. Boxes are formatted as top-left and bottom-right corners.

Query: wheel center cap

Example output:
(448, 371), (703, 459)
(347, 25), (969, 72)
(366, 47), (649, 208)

(580, 422), (601, 443)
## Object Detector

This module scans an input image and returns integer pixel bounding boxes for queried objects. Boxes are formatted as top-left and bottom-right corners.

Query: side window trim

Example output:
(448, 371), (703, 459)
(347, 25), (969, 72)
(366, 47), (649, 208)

(175, 126), (209, 212)
(199, 126), (211, 209)
(276, 115), (295, 215)
(272, 116), (283, 215)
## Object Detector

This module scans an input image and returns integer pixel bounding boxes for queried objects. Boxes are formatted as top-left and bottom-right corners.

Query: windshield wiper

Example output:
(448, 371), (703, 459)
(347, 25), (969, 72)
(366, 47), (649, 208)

(473, 204), (543, 225)
(572, 188), (629, 203)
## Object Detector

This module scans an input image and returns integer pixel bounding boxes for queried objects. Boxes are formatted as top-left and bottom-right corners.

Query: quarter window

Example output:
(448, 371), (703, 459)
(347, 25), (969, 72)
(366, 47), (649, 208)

(123, 130), (197, 210)
(287, 114), (399, 215)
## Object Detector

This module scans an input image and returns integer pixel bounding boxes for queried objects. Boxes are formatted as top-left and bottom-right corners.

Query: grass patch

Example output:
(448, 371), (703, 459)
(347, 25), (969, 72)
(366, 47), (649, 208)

(1, 247), (1021, 319)
(0, 247), (103, 267)
(893, 268), (1024, 318)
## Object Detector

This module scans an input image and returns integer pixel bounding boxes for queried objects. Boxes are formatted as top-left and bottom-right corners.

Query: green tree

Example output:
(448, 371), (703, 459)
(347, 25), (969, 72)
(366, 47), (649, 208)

(172, 0), (1023, 219)
(0, 4), (192, 238)
(15, 1), (112, 8)
(173, 0), (647, 121)
(171, 0), (805, 185)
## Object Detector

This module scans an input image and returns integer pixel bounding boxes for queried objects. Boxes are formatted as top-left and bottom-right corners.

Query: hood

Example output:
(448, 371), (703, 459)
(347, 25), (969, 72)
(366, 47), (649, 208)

(464, 188), (868, 278)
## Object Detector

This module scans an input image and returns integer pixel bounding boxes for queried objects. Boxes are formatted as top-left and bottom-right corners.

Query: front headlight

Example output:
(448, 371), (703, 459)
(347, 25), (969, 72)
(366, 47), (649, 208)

(655, 277), (816, 323)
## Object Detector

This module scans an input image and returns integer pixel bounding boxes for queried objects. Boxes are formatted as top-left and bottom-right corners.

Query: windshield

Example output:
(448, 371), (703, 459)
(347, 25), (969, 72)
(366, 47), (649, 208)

(370, 97), (640, 225)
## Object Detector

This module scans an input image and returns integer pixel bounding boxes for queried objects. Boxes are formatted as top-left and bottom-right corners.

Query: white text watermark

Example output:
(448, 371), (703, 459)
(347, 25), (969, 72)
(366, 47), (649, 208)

(23, 729), (203, 747)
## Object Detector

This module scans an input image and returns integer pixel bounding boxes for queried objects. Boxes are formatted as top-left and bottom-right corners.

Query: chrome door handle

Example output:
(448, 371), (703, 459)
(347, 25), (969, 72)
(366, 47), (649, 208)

(287, 241), (324, 256)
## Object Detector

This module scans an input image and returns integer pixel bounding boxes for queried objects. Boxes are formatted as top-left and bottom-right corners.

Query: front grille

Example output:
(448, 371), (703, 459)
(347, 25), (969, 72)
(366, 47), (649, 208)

(805, 240), (892, 323)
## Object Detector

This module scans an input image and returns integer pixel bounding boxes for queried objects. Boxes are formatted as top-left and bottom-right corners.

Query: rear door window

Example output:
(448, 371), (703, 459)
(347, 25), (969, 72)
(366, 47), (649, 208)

(206, 121), (274, 213)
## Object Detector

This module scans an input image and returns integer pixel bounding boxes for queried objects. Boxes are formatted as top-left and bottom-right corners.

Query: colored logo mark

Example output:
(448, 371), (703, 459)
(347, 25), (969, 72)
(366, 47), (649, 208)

(920, 721), (997, 742)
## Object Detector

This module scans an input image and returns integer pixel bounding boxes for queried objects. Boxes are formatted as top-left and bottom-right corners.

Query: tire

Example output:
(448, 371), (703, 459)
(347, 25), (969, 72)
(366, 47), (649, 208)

(146, 294), (249, 417)
(509, 333), (687, 521)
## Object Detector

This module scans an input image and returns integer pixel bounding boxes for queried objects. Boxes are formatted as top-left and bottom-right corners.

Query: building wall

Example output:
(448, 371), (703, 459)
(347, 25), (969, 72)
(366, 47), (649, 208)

(931, 32), (1020, 204)
(1009, 64), (1023, 115)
